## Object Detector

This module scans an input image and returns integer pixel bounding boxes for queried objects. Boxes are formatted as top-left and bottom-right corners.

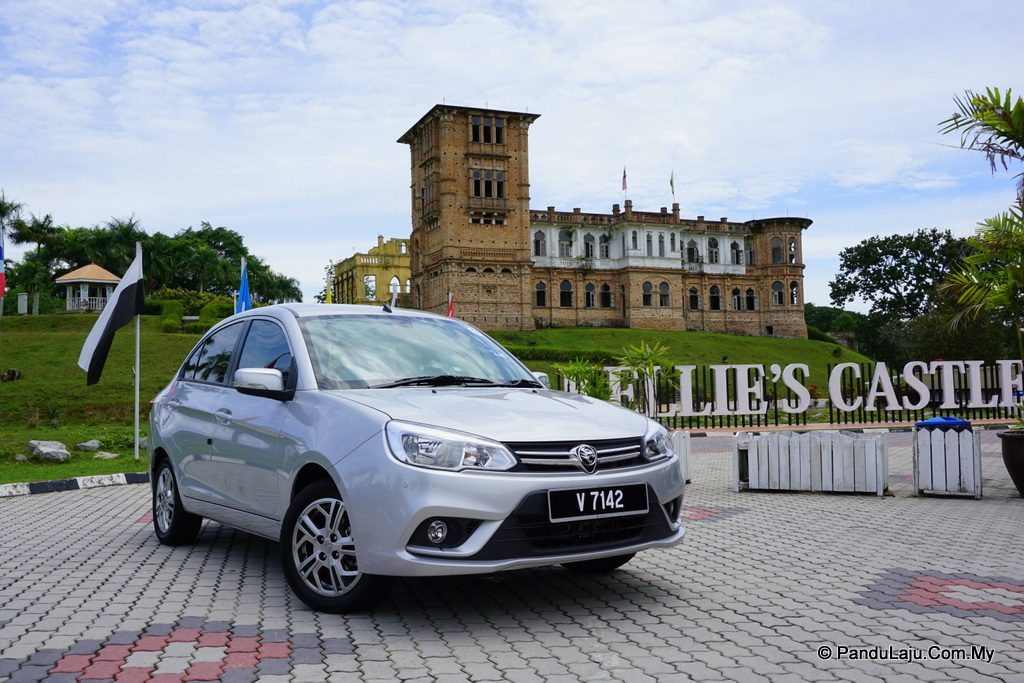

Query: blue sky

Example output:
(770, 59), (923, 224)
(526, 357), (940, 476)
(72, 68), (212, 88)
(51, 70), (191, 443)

(1, 0), (1021, 308)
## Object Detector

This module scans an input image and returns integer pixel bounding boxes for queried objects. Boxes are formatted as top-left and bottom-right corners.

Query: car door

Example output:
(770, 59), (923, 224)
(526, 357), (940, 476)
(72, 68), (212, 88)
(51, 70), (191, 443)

(174, 321), (245, 506)
(207, 318), (291, 519)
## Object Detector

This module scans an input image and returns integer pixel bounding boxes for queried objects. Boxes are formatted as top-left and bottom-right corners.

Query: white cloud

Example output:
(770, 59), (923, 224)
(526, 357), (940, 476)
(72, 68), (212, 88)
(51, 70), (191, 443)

(1, 0), (1022, 306)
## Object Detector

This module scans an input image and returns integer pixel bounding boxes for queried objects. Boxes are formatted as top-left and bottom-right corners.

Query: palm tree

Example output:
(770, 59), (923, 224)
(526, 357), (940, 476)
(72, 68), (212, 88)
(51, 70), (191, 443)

(939, 88), (1024, 359)
(8, 213), (59, 314)
(939, 87), (1024, 207)
(0, 191), (22, 313)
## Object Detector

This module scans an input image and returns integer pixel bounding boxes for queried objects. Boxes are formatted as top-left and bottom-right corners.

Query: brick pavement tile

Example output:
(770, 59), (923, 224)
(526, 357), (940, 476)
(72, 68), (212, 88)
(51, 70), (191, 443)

(131, 636), (169, 652)
(182, 661), (224, 681)
(7, 665), (54, 682)
(359, 660), (400, 678)
(226, 638), (260, 654)
(114, 667), (156, 683)
(218, 668), (257, 683)
(79, 660), (123, 679)
(256, 642), (290, 659)
(42, 673), (81, 683)
(324, 654), (360, 672)
(48, 653), (94, 673)
(288, 663), (327, 681)
(254, 658), (291, 676)
(319, 638), (355, 655)
(194, 633), (229, 648)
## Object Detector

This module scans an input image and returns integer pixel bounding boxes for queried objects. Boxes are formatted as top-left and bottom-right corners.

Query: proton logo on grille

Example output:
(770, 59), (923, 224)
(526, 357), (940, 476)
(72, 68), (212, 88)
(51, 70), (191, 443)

(571, 444), (599, 474)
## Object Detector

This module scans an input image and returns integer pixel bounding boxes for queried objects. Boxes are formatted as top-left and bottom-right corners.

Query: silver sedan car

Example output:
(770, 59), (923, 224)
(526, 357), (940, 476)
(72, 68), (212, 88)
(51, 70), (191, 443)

(149, 304), (685, 612)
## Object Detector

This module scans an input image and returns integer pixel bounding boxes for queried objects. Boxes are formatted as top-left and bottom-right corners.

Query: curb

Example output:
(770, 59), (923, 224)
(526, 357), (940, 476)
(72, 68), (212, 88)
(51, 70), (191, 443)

(0, 471), (149, 499)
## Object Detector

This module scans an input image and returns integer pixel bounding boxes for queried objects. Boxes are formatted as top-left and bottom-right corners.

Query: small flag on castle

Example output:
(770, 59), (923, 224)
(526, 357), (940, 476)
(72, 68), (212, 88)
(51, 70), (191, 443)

(621, 167), (628, 192)
(670, 170), (675, 197)
(447, 291), (455, 317)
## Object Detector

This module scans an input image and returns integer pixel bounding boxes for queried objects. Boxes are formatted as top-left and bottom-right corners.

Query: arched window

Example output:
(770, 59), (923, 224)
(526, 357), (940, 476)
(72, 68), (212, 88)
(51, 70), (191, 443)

(731, 288), (741, 310)
(687, 239), (699, 263)
(465, 267), (477, 273)
(646, 233), (653, 256)
(500, 268), (511, 274)
(731, 241), (742, 265)
(533, 230), (546, 257)
(772, 281), (784, 305)
(709, 285), (721, 310)
(389, 276), (400, 296)
(558, 229), (572, 257)
(659, 282), (670, 307)
(789, 237), (798, 264)
(670, 233), (676, 252)
(642, 281), (653, 306)
(708, 238), (720, 264)
(535, 282), (547, 307)
(688, 287), (699, 310)
(583, 233), (595, 258)
(745, 242), (754, 266)
(405, 279), (411, 293)
(559, 279), (573, 307)
(771, 237), (783, 264)
(599, 234), (610, 258)
(400, 242), (407, 255)
(658, 234), (665, 257)
(600, 283), (612, 308)
(631, 231), (638, 250)
(745, 288), (756, 310)
(584, 282), (595, 308)
(482, 267), (495, 273)
(790, 280), (800, 305)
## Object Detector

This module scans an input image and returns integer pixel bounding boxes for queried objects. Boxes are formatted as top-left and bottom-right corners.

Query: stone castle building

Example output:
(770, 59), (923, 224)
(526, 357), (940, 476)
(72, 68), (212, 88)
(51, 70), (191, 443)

(397, 104), (810, 337)
(332, 235), (412, 306)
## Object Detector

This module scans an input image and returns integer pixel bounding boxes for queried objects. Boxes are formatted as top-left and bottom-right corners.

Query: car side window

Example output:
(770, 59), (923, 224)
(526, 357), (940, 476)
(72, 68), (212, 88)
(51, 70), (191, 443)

(184, 323), (244, 385)
(237, 320), (293, 385)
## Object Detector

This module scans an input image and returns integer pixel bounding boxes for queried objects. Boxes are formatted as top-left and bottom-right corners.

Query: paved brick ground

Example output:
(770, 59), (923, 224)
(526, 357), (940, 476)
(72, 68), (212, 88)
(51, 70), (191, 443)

(1, 431), (1022, 682)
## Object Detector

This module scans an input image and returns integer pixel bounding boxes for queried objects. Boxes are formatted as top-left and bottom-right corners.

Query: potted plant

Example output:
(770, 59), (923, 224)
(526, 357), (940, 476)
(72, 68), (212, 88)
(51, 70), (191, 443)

(997, 410), (1024, 496)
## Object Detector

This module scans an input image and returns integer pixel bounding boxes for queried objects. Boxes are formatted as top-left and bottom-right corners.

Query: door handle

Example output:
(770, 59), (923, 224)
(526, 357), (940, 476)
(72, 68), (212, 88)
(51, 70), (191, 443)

(215, 409), (233, 424)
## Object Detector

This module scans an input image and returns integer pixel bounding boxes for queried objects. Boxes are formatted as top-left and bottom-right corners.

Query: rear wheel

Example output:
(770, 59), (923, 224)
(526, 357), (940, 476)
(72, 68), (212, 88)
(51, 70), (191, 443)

(280, 480), (393, 613)
(152, 459), (202, 545)
(562, 553), (635, 573)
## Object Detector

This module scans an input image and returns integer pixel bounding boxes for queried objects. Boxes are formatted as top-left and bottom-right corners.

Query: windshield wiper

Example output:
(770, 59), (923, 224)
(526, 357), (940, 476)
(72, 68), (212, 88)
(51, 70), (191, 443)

(373, 375), (501, 388)
(489, 378), (544, 388)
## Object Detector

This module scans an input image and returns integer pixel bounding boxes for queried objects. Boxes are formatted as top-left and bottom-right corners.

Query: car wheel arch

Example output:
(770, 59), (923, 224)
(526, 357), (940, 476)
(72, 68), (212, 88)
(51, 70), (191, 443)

(291, 462), (338, 500)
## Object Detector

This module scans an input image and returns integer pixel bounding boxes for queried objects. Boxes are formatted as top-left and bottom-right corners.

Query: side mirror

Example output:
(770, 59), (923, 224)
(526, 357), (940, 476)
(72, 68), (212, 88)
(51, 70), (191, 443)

(532, 371), (549, 388)
(234, 368), (289, 400)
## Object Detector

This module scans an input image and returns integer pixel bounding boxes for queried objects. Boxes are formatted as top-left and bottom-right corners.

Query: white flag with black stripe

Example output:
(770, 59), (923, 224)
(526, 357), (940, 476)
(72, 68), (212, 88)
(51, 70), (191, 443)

(77, 250), (145, 385)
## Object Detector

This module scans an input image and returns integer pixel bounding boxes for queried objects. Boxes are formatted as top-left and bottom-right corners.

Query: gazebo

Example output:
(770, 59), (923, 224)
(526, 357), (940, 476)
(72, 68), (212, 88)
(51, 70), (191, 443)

(55, 264), (120, 311)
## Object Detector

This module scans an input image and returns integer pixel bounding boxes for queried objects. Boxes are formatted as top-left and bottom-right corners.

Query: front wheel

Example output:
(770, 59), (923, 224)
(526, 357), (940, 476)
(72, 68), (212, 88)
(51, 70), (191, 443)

(280, 480), (393, 613)
(152, 459), (202, 545)
(562, 553), (636, 574)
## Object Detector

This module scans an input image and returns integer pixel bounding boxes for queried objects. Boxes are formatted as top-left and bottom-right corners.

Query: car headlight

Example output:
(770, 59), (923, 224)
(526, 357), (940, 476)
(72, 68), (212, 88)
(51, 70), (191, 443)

(385, 421), (518, 472)
(644, 422), (674, 461)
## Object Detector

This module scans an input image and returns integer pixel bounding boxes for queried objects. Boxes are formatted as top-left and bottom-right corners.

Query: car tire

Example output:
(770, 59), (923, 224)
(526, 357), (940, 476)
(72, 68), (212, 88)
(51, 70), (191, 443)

(562, 553), (636, 573)
(152, 459), (203, 545)
(280, 480), (394, 613)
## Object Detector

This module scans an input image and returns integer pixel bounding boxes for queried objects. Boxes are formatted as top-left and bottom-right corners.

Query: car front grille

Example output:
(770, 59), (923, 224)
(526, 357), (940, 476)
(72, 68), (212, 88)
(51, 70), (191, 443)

(466, 487), (674, 561)
(504, 437), (645, 473)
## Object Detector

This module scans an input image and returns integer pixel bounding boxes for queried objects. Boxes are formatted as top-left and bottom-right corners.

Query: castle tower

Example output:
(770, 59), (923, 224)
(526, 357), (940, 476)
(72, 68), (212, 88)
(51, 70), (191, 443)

(398, 105), (540, 329)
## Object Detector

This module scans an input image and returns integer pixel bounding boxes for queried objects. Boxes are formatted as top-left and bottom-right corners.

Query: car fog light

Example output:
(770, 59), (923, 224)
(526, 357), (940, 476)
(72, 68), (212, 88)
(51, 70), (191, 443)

(427, 520), (448, 544)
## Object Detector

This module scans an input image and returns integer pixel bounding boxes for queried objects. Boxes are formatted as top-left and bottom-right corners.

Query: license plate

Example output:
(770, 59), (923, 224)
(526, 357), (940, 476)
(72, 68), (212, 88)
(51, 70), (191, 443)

(548, 483), (649, 522)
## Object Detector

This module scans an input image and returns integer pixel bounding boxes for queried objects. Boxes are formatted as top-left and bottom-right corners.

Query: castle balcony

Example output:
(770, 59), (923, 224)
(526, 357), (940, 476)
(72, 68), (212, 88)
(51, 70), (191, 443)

(468, 197), (507, 211)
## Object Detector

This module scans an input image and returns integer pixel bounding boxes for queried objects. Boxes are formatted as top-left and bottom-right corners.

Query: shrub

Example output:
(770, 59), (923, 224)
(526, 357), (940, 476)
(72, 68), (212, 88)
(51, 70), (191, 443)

(554, 359), (612, 400)
(807, 325), (837, 344)
(150, 288), (232, 316)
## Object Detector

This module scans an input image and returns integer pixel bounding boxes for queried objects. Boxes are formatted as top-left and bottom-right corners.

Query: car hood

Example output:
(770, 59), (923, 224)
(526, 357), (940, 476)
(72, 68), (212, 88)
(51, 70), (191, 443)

(331, 387), (650, 442)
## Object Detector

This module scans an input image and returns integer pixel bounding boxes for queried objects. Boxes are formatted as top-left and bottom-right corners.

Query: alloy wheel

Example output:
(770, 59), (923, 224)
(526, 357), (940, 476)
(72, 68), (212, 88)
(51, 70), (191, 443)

(291, 497), (361, 597)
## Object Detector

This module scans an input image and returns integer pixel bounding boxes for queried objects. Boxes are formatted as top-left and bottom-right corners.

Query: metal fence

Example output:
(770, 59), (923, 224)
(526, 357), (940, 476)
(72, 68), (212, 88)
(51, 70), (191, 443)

(554, 361), (1020, 429)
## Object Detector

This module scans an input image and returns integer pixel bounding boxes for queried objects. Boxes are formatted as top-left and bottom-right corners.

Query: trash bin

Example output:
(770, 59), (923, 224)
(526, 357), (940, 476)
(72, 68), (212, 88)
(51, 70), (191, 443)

(913, 416), (981, 498)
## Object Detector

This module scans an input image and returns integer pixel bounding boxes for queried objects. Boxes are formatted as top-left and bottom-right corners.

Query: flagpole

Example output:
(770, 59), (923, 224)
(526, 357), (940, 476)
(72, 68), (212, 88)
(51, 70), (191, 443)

(134, 242), (141, 461)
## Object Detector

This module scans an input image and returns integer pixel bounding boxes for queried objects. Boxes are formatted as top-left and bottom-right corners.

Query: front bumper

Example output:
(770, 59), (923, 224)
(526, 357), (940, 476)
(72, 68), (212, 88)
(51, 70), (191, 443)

(333, 435), (686, 577)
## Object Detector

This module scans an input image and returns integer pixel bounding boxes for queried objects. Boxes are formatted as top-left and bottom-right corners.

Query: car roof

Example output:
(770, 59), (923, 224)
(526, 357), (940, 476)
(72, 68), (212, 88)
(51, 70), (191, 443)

(240, 303), (444, 321)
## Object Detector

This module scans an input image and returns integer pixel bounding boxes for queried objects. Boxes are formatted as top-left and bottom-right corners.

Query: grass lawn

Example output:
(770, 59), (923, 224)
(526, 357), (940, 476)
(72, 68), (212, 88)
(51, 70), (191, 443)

(489, 327), (871, 388)
(0, 314), (198, 485)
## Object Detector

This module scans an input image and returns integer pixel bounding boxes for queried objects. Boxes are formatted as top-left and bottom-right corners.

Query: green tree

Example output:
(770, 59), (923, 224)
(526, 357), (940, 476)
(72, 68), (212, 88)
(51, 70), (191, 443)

(829, 229), (971, 321)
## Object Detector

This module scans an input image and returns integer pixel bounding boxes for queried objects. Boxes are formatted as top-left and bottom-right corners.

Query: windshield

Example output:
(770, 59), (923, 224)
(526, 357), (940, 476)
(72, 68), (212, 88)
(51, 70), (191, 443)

(299, 314), (537, 390)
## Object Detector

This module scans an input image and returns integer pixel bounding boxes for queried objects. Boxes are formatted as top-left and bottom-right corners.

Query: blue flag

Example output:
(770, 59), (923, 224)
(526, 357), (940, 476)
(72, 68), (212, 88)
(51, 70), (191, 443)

(236, 257), (251, 314)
